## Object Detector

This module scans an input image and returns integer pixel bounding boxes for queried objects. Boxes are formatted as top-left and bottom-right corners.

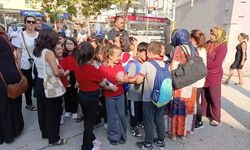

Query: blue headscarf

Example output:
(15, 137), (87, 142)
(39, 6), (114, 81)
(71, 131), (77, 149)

(171, 29), (197, 57)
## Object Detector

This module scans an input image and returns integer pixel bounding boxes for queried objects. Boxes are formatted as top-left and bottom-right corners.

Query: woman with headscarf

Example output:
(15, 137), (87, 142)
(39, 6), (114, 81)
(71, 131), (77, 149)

(0, 24), (24, 144)
(169, 29), (197, 140)
(201, 27), (227, 126)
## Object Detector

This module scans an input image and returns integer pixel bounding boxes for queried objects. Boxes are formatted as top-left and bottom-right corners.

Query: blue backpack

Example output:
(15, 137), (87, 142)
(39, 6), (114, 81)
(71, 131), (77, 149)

(149, 60), (173, 108)
(124, 59), (141, 92)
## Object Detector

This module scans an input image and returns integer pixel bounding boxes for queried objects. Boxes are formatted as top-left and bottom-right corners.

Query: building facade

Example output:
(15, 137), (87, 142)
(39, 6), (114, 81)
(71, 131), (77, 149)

(175, 0), (250, 70)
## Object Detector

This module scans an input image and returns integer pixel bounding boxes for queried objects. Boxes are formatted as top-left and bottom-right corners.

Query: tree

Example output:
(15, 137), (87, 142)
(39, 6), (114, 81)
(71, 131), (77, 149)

(31, 0), (77, 23)
(76, 0), (130, 35)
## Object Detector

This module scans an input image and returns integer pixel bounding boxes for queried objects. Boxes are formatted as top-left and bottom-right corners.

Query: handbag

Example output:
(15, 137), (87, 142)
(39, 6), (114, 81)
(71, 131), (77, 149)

(43, 50), (66, 98)
(0, 36), (28, 99)
(171, 45), (207, 89)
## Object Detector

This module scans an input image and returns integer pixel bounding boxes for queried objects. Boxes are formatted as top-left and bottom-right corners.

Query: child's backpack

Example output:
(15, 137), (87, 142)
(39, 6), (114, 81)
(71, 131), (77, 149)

(123, 59), (141, 92)
(149, 60), (172, 108)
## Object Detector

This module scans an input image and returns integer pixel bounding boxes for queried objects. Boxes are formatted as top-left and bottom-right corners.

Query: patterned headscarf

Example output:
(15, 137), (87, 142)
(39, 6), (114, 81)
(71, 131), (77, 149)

(210, 26), (227, 44)
(171, 29), (190, 47)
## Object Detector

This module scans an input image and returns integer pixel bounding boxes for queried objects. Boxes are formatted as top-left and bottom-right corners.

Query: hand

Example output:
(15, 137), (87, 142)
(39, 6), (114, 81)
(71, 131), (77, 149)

(58, 69), (64, 77)
(111, 85), (118, 92)
(75, 82), (79, 88)
(129, 76), (137, 83)
(116, 75), (125, 83)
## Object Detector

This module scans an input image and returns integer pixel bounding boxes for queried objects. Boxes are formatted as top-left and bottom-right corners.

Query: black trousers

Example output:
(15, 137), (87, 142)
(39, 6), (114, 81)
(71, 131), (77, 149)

(128, 100), (143, 128)
(35, 78), (62, 144)
(21, 68), (33, 105)
(99, 96), (107, 123)
(64, 86), (78, 113)
(196, 88), (203, 122)
(78, 90), (99, 150)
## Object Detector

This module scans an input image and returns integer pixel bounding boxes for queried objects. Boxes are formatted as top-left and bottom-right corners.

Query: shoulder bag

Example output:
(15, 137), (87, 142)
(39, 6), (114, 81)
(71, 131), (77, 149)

(171, 45), (207, 89)
(43, 50), (66, 98)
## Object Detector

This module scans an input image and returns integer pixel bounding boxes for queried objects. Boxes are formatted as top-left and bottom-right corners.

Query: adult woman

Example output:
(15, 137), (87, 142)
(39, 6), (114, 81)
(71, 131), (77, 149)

(75, 43), (117, 150)
(33, 29), (67, 146)
(15, 15), (38, 111)
(170, 29), (197, 140)
(190, 29), (207, 129)
(202, 27), (227, 126)
(0, 24), (24, 144)
(224, 33), (248, 85)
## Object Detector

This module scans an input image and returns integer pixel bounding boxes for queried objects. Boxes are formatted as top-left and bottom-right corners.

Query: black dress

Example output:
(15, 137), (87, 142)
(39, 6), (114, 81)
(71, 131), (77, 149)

(0, 36), (24, 144)
(230, 41), (247, 69)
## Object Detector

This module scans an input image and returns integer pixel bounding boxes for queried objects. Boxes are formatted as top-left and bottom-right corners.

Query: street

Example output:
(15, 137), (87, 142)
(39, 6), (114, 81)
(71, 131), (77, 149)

(1, 76), (250, 150)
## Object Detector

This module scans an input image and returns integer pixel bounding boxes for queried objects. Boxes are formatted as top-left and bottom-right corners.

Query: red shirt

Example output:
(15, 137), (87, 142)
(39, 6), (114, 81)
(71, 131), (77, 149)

(58, 58), (68, 88)
(75, 64), (104, 92)
(100, 63), (126, 97)
(63, 55), (77, 71)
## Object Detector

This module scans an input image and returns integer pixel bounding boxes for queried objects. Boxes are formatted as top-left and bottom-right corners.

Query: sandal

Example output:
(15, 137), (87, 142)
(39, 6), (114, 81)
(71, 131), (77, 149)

(50, 139), (68, 146)
(222, 80), (229, 85)
(210, 120), (220, 126)
(25, 105), (37, 111)
(234, 82), (243, 86)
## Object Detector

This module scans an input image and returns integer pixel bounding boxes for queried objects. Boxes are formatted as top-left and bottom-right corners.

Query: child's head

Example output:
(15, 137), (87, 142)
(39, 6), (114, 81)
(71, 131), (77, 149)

(103, 45), (122, 65)
(147, 41), (163, 59)
(137, 42), (148, 62)
(75, 42), (95, 66)
(120, 34), (130, 52)
(97, 45), (109, 63)
(98, 38), (109, 46)
(113, 35), (121, 48)
(54, 43), (63, 58)
(57, 32), (66, 46)
(87, 35), (98, 49)
(65, 37), (77, 52)
(129, 37), (138, 51)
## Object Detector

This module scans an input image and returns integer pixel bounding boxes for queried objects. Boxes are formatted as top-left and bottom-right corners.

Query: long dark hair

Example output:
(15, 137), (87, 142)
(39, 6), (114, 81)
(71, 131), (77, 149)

(33, 29), (59, 57)
(75, 42), (95, 66)
(63, 37), (77, 57)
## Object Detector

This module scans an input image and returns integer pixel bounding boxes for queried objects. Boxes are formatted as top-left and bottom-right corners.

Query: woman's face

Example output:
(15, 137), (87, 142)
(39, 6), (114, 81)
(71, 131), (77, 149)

(54, 44), (63, 58)
(25, 17), (36, 31)
(66, 39), (75, 51)
(210, 31), (216, 42)
(109, 48), (122, 64)
(238, 35), (243, 42)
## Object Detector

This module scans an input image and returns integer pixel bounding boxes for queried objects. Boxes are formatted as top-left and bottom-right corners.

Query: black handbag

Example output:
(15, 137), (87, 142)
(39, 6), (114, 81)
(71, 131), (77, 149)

(171, 45), (207, 89)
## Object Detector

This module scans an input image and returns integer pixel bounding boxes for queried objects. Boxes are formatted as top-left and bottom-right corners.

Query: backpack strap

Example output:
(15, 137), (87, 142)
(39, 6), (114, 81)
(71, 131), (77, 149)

(149, 60), (168, 71)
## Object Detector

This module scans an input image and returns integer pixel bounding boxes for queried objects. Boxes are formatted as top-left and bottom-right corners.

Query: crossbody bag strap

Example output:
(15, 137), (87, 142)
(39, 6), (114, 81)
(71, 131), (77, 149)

(21, 31), (32, 58)
(180, 45), (192, 61)
(0, 72), (7, 87)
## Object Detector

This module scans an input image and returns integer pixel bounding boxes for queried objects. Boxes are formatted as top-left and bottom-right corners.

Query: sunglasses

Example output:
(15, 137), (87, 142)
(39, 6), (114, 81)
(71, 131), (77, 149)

(26, 20), (36, 24)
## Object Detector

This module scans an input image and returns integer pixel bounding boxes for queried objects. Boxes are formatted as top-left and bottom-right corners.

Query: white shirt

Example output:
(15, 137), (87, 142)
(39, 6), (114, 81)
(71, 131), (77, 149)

(9, 30), (20, 47)
(14, 31), (39, 70)
(195, 47), (207, 88)
(34, 49), (53, 79)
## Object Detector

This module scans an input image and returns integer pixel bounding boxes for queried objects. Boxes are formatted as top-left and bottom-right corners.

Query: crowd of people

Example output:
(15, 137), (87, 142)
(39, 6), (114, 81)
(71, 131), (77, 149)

(0, 15), (249, 150)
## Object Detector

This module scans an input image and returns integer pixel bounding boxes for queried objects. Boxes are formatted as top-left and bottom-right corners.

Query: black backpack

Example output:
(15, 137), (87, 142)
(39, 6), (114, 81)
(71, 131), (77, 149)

(171, 45), (207, 89)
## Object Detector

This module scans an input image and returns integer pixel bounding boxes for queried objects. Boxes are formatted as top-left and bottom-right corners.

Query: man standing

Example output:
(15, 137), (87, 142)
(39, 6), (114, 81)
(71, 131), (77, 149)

(108, 16), (129, 44)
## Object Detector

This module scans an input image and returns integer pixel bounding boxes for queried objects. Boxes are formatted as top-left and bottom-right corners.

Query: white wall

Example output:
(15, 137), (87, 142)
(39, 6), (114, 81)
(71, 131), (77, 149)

(175, 0), (250, 72)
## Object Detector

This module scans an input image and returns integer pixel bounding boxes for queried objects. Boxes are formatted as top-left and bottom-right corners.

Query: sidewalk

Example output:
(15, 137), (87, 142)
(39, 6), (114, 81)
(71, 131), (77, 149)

(1, 76), (250, 150)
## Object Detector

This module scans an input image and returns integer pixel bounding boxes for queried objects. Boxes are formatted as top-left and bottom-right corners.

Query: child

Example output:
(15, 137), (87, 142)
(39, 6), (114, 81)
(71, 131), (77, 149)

(75, 42), (117, 150)
(135, 41), (166, 150)
(127, 42), (148, 139)
(100, 45), (135, 145)
(63, 37), (78, 119)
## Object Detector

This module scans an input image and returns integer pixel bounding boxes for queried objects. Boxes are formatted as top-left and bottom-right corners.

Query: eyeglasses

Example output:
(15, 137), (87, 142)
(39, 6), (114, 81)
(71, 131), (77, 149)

(26, 20), (36, 24)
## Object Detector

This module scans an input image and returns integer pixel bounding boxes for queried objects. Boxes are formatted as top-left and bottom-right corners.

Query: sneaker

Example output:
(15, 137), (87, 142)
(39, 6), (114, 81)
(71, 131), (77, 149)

(195, 121), (204, 130)
(153, 139), (165, 150)
(136, 141), (153, 150)
(139, 122), (144, 129)
(103, 123), (108, 129)
(109, 140), (118, 146)
(210, 120), (221, 126)
(60, 115), (64, 125)
(49, 138), (68, 147)
(92, 143), (101, 150)
(93, 139), (102, 146)
(130, 128), (143, 139)
(72, 113), (78, 119)
(64, 112), (71, 118)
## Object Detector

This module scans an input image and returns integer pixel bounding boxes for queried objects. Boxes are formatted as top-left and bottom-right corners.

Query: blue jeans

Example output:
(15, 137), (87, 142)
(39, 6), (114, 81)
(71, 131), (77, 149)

(105, 94), (127, 142)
